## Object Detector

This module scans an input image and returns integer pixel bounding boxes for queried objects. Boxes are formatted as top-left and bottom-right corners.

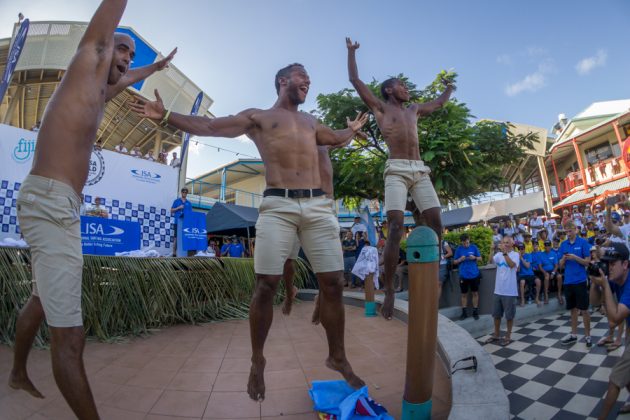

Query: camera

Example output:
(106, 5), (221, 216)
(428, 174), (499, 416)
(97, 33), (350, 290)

(587, 260), (609, 277)
(595, 236), (606, 246)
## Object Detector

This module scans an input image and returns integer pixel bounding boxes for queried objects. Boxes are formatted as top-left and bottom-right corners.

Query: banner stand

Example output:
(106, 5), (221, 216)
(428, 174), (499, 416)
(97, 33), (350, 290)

(176, 223), (187, 257)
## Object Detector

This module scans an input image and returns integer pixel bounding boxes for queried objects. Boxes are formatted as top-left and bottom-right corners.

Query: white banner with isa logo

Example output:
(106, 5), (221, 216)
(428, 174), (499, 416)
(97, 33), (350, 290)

(0, 123), (178, 255)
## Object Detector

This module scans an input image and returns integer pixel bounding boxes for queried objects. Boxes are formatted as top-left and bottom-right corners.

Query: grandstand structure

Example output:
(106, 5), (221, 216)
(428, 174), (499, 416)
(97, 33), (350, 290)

(0, 20), (214, 158)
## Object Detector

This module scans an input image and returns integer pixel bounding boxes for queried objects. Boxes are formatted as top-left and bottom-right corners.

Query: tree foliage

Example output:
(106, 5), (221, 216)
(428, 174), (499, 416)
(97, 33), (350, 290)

(315, 72), (538, 207)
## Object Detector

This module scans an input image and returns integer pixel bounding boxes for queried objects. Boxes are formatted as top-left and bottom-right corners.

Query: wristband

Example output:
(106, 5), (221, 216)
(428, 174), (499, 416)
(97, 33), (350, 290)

(160, 109), (171, 127)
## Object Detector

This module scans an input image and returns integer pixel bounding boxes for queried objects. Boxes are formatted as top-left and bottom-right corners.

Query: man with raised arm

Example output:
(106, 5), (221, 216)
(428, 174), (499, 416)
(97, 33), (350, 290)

(346, 37), (454, 319)
(9, 2), (175, 417)
(130, 63), (367, 401)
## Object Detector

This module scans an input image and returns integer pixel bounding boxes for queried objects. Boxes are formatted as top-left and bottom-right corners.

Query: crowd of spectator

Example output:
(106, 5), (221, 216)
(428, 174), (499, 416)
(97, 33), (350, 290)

(93, 138), (182, 167)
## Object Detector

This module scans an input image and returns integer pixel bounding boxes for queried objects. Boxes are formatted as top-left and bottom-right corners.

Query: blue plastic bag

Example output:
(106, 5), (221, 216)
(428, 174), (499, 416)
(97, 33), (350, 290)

(309, 380), (394, 420)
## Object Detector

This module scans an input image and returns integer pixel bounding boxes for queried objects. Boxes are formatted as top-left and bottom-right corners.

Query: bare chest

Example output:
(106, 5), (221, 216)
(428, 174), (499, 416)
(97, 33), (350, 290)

(254, 111), (318, 152)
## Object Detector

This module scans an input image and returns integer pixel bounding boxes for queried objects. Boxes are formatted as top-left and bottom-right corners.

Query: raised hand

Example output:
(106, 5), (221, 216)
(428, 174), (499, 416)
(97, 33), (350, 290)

(155, 47), (177, 71)
(346, 111), (368, 132)
(346, 37), (360, 51)
(441, 76), (456, 90)
(129, 89), (166, 120)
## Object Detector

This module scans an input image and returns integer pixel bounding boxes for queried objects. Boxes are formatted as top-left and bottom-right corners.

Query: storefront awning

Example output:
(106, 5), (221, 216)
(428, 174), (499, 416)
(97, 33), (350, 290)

(442, 191), (545, 227)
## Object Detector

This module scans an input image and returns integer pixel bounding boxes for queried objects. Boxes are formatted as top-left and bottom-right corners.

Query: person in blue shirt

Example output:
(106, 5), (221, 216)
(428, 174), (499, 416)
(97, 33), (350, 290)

(550, 237), (565, 304)
(170, 188), (193, 257)
(590, 242), (630, 419)
(538, 240), (559, 304)
(517, 243), (539, 307)
(530, 242), (545, 304)
(221, 235), (245, 258)
(558, 221), (593, 347)
(454, 233), (482, 320)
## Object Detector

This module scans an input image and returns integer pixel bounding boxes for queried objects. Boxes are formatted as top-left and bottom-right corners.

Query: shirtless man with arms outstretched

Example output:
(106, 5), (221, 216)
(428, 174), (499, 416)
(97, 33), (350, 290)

(130, 63), (367, 401)
(9, 2), (175, 418)
(346, 37), (454, 320)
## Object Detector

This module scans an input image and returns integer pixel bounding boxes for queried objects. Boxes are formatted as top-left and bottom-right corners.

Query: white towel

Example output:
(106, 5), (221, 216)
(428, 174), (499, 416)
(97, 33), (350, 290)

(351, 245), (379, 288)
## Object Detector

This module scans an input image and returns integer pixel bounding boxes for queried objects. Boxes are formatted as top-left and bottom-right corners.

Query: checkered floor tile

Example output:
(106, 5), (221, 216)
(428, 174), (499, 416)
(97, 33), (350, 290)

(479, 312), (629, 419)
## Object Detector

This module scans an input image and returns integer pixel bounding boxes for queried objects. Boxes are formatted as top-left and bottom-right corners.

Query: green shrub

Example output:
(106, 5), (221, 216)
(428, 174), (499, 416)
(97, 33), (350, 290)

(444, 226), (493, 265)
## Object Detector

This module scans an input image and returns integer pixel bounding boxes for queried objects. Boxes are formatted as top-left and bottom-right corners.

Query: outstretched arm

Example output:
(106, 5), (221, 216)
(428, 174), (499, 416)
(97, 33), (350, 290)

(106, 48), (177, 101)
(316, 112), (369, 146)
(346, 37), (383, 114)
(605, 204), (623, 238)
(79, 0), (127, 52)
(130, 89), (257, 138)
(412, 78), (455, 116)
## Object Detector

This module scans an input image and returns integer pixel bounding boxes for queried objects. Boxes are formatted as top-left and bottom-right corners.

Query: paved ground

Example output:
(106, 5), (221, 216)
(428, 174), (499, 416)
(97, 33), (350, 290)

(0, 301), (451, 419)
(479, 311), (630, 420)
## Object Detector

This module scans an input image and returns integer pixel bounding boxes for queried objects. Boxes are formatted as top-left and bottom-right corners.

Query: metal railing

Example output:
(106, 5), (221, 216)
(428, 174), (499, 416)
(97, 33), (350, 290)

(559, 156), (626, 198)
(185, 179), (263, 208)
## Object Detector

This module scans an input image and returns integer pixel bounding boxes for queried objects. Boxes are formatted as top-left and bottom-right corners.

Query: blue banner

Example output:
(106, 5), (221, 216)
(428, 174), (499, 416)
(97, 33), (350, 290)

(181, 211), (207, 251)
(181, 91), (203, 160)
(0, 19), (29, 105)
(360, 206), (378, 246)
(81, 216), (141, 255)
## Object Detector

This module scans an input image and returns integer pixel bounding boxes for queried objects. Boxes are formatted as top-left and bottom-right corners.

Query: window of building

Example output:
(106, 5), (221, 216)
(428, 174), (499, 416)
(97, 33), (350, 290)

(584, 142), (613, 165)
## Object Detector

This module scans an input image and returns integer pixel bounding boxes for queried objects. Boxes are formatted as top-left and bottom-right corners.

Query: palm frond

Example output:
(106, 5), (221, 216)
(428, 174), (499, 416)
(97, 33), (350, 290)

(0, 247), (309, 345)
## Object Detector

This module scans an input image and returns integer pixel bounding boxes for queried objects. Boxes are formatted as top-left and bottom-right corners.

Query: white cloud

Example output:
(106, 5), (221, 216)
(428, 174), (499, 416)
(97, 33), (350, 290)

(505, 72), (546, 96)
(505, 61), (554, 97)
(576, 50), (607, 75)
(497, 46), (547, 66)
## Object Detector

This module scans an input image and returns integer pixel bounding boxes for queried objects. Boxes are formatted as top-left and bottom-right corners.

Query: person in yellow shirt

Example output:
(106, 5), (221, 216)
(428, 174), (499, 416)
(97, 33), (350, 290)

(537, 229), (549, 250)
(523, 233), (534, 254)
(585, 221), (597, 239)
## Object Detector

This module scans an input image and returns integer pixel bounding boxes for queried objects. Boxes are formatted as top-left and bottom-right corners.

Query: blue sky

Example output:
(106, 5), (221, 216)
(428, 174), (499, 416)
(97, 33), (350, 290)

(1, 0), (628, 179)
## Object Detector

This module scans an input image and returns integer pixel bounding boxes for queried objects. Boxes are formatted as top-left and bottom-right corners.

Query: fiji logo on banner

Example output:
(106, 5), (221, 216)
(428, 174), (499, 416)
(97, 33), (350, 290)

(12, 137), (36, 163)
(86, 150), (105, 186)
(130, 169), (162, 184)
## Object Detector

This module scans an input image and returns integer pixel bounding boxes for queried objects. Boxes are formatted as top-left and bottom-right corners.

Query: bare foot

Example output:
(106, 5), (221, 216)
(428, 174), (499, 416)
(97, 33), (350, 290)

(380, 290), (394, 320)
(247, 358), (266, 401)
(8, 372), (44, 399)
(325, 357), (365, 389)
(282, 286), (298, 315)
(311, 294), (321, 325)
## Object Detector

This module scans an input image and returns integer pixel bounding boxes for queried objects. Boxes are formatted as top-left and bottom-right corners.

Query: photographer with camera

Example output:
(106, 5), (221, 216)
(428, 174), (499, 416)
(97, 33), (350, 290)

(558, 220), (593, 347)
(589, 243), (630, 419)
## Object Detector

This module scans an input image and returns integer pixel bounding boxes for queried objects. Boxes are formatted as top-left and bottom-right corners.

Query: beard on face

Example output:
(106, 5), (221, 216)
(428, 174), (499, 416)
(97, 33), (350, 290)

(286, 82), (306, 105)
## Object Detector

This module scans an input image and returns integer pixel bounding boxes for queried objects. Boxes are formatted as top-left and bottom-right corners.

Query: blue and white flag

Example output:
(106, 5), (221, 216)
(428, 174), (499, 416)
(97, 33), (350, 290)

(181, 92), (203, 160)
(360, 206), (378, 246)
(181, 211), (207, 251)
(0, 19), (29, 105)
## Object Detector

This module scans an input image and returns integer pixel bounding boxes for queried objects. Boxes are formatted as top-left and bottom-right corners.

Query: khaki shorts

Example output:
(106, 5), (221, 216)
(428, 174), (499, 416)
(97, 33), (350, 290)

(610, 343), (630, 388)
(288, 236), (301, 260)
(17, 175), (83, 327)
(384, 159), (440, 213)
(254, 196), (342, 275)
